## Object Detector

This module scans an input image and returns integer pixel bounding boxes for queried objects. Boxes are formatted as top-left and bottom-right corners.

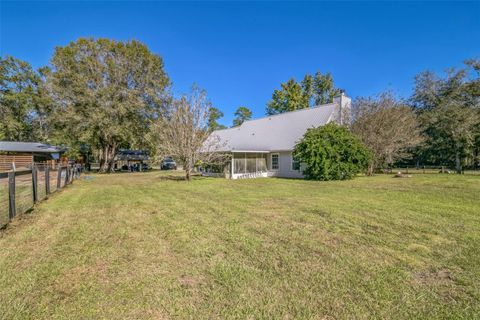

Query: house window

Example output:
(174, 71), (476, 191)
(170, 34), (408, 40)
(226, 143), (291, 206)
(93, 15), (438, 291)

(271, 154), (279, 170)
(292, 156), (301, 171)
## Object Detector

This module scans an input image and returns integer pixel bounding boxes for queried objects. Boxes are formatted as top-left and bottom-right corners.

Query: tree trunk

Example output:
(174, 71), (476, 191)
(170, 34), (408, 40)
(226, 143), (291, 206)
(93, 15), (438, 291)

(366, 163), (375, 176)
(104, 144), (117, 173)
(99, 157), (106, 172)
(107, 145), (116, 173)
(99, 146), (109, 173)
(455, 150), (462, 174)
(99, 144), (117, 173)
(107, 158), (115, 173)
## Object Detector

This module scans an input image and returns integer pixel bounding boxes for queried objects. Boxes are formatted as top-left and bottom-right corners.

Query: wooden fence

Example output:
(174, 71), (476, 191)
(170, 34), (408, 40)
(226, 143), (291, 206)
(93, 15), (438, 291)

(0, 164), (82, 228)
(378, 165), (480, 175)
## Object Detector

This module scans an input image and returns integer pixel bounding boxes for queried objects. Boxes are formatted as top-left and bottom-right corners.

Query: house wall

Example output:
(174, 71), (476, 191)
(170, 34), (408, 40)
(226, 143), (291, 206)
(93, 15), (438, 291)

(268, 151), (304, 179)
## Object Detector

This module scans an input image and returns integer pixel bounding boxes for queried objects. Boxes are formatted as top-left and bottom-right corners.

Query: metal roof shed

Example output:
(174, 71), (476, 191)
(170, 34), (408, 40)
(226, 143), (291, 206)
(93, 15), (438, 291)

(0, 141), (65, 171)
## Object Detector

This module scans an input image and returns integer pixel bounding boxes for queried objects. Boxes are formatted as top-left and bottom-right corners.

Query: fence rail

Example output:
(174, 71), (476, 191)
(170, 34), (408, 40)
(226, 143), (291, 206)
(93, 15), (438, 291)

(0, 164), (83, 229)
(377, 165), (480, 175)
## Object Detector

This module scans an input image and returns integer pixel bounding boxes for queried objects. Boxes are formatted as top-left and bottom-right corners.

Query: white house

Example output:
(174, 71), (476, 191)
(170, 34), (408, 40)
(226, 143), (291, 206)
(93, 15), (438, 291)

(204, 93), (351, 179)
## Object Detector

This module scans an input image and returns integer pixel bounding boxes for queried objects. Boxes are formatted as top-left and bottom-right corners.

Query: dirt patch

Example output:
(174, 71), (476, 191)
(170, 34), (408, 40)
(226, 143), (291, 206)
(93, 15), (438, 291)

(413, 269), (453, 285)
(178, 274), (205, 288)
(324, 235), (343, 247)
(51, 260), (111, 299)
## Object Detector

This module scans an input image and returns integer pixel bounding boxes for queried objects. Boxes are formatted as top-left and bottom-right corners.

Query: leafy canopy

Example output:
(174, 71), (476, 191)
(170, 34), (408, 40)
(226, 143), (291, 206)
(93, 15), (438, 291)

(0, 56), (41, 141)
(207, 107), (226, 131)
(232, 106), (252, 127)
(294, 123), (371, 180)
(411, 60), (480, 171)
(46, 37), (170, 172)
(266, 71), (341, 115)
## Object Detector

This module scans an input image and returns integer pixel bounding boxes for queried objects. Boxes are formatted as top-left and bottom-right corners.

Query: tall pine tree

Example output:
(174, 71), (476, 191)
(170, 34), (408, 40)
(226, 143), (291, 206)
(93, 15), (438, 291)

(266, 71), (341, 115)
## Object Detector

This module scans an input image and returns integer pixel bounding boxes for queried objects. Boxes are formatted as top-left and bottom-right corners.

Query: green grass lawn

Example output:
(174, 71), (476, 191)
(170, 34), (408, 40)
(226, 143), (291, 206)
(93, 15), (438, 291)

(0, 172), (479, 319)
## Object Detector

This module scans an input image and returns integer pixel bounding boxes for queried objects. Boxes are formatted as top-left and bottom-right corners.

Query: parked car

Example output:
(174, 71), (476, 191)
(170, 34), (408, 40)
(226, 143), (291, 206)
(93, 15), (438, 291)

(161, 158), (177, 170)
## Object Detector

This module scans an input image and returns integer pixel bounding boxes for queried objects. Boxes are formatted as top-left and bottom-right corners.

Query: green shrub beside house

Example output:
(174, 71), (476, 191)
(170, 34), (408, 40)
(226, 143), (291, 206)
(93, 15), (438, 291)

(294, 123), (372, 180)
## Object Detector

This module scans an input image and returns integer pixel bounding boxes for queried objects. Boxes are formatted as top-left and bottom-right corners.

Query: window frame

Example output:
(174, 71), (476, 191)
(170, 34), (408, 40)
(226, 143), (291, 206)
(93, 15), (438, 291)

(291, 155), (301, 171)
(270, 153), (279, 171)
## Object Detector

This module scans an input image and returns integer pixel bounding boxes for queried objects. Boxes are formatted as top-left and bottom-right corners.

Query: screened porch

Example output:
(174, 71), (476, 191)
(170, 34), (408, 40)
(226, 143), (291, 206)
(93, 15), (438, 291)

(231, 152), (269, 179)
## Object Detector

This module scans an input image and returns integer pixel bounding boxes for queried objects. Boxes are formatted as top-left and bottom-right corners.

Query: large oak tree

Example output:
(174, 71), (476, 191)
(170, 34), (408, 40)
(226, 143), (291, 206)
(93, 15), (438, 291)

(45, 38), (170, 172)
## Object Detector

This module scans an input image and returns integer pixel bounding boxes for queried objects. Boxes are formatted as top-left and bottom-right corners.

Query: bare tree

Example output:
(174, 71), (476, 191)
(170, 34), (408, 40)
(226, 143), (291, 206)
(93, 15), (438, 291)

(155, 86), (228, 180)
(351, 92), (424, 174)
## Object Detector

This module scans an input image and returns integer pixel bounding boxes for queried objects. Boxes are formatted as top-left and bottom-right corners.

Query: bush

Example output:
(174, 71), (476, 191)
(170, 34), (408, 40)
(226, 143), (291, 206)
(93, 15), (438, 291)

(294, 123), (371, 180)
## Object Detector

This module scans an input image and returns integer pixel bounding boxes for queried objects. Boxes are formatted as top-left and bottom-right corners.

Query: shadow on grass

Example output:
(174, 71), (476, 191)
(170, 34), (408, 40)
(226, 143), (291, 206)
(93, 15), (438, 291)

(157, 174), (204, 182)
(91, 170), (157, 175)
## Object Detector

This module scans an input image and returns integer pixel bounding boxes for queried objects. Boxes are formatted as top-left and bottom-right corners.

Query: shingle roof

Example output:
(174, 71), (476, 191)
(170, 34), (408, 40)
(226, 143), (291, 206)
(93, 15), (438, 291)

(0, 141), (65, 153)
(208, 103), (337, 152)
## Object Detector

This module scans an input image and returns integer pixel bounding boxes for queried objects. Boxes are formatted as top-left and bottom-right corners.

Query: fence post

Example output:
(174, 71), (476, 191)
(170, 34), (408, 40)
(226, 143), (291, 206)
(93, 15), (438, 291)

(57, 167), (61, 189)
(64, 166), (69, 186)
(423, 165), (425, 174)
(32, 165), (38, 203)
(8, 171), (16, 219)
(45, 166), (50, 195)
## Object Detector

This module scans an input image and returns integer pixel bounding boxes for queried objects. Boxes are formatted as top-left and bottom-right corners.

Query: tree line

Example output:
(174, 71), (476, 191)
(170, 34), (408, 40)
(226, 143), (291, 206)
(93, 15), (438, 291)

(0, 38), (245, 175)
(1, 37), (479, 177)
(1, 38), (170, 172)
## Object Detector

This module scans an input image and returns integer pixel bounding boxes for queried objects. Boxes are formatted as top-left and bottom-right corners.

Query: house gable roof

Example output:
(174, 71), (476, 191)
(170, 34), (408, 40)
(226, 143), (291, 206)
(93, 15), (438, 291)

(208, 103), (337, 152)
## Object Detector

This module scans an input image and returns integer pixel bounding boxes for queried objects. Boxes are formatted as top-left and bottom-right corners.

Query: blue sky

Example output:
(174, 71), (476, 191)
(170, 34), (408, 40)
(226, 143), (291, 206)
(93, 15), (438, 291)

(1, 1), (479, 126)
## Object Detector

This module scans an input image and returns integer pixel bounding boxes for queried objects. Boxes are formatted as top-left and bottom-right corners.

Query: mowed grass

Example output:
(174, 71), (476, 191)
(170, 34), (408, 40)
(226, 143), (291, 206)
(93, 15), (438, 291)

(0, 172), (479, 319)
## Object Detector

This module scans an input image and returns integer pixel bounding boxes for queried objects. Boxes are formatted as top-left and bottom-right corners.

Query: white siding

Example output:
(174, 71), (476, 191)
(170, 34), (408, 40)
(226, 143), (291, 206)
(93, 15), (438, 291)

(275, 151), (304, 179)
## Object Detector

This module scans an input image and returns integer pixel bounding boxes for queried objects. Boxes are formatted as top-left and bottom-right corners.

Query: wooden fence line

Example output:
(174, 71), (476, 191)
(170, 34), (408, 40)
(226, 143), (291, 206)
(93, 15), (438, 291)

(0, 164), (83, 229)
(377, 165), (480, 175)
